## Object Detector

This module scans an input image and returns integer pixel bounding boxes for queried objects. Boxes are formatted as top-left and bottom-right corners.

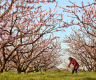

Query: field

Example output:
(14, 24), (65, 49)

(0, 71), (96, 80)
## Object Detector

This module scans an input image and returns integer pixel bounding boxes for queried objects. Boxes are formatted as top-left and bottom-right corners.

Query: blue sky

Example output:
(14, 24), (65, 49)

(37, 0), (94, 50)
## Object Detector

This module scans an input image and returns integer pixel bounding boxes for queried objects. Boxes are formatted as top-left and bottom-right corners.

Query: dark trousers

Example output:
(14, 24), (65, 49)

(72, 69), (77, 74)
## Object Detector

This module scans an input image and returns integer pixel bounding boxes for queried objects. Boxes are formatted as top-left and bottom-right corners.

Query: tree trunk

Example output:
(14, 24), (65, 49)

(44, 68), (46, 72)
(17, 67), (21, 74)
(93, 63), (96, 72)
(17, 66), (26, 74)
(0, 45), (6, 73)
(0, 68), (3, 74)
(0, 62), (6, 73)
(94, 67), (96, 72)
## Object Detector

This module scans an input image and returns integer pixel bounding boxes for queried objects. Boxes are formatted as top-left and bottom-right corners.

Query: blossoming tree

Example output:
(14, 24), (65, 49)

(0, 0), (65, 73)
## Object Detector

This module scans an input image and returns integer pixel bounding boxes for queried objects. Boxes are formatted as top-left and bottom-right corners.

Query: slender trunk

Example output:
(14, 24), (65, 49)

(17, 67), (21, 74)
(0, 45), (6, 73)
(44, 69), (46, 72)
(16, 64), (26, 74)
(94, 67), (96, 72)
(0, 68), (3, 74)
(0, 60), (6, 73)
(16, 61), (21, 74)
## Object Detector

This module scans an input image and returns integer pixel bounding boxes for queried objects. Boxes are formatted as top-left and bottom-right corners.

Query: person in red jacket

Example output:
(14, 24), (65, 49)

(68, 57), (79, 74)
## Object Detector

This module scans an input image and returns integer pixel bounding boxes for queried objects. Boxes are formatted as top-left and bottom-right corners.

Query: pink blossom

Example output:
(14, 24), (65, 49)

(77, 23), (79, 25)
(81, 1), (83, 4)
(70, 19), (74, 24)
(60, 15), (63, 22)
(52, 37), (60, 41)
(87, 2), (90, 4)
(12, 4), (16, 8)
(66, 5), (70, 8)
(86, 18), (89, 22)
(52, 3), (57, 13)
(28, 0), (34, 3)
(47, 0), (50, 3)
(60, 7), (64, 9)
(42, 0), (46, 4)
(36, 0), (40, 4)
(87, 8), (90, 11)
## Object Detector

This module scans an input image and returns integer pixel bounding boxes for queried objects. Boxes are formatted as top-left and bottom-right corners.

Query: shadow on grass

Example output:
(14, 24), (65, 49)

(82, 77), (96, 80)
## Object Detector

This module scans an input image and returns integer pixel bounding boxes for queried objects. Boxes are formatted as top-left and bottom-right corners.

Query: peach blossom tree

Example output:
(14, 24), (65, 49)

(0, 0), (65, 73)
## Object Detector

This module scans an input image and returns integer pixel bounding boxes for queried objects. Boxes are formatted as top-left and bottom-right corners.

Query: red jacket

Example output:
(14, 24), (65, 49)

(68, 58), (79, 69)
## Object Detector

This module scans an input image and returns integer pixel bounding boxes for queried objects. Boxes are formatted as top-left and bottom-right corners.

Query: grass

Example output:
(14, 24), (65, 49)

(0, 71), (96, 80)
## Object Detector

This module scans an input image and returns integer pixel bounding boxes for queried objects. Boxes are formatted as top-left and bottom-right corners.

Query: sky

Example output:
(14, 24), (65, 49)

(37, 0), (94, 50)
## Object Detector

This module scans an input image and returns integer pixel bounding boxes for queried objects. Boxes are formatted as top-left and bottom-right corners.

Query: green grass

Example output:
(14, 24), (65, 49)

(0, 71), (96, 80)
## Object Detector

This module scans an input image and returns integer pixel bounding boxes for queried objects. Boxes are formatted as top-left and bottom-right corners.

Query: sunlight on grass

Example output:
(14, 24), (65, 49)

(0, 71), (96, 80)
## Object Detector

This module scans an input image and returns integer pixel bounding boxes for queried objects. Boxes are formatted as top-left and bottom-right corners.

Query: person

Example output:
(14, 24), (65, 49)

(67, 57), (79, 74)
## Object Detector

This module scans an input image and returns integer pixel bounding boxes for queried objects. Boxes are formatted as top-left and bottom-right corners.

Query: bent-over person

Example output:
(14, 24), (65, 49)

(68, 57), (79, 74)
